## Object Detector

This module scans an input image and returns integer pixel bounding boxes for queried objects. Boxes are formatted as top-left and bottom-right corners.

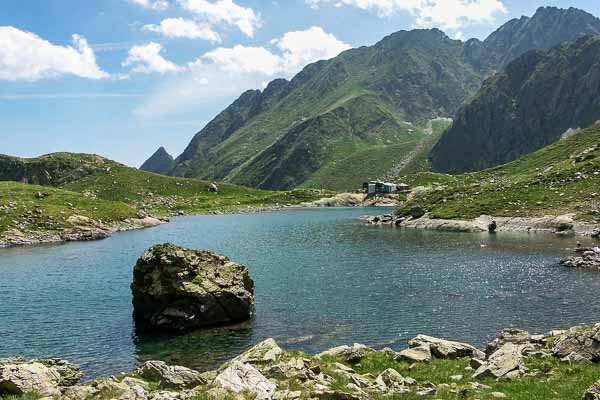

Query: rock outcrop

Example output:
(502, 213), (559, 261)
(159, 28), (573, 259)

(0, 358), (81, 397)
(552, 324), (600, 362)
(585, 380), (600, 400)
(136, 361), (206, 389)
(473, 343), (532, 380)
(131, 243), (255, 331)
(214, 361), (276, 400)
(561, 247), (600, 270)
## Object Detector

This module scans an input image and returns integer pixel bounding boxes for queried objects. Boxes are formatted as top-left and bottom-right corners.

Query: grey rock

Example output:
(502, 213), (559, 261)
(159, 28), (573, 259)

(0, 361), (61, 396)
(234, 339), (283, 365)
(408, 335), (485, 360)
(486, 328), (532, 356)
(553, 324), (600, 362)
(214, 361), (276, 400)
(584, 380), (600, 400)
(473, 343), (531, 380)
(131, 243), (254, 331)
(397, 345), (432, 363)
(561, 247), (600, 270)
(136, 361), (206, 389)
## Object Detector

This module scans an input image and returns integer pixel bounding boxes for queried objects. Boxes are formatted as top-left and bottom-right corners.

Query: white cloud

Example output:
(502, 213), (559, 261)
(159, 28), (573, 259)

(142, 17), (221, 42)
(177, 0), (261, 37)
(130, 0), (170, 11)
(272, 26), (351, 75)
(134, 26), (350, 117)
(0, 27), (108, 81)
(123, 42), (181, 74)
(199, 45), (282, 74)
(307, 0), (507, 30)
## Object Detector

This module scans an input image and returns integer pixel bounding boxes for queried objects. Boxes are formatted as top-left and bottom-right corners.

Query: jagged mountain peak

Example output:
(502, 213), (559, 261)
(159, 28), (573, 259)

(140, 147), (174, 175)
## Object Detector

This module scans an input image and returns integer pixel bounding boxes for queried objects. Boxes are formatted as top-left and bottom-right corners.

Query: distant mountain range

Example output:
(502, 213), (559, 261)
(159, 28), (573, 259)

(142, 6), (600, 190)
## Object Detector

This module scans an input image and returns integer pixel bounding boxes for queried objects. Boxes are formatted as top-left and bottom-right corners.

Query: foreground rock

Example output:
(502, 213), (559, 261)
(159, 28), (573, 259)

(131, 243), (255, 331)
(408, 335), (485, 360)
(214, 361), (276, 399)
(0, 358), (81, 396)
(553, 323), (600, 362)
(561, 247), (600, 270)
(473, 343), (531, 380)
(136, 361), (206, 389)
(585, 380), (600, 399)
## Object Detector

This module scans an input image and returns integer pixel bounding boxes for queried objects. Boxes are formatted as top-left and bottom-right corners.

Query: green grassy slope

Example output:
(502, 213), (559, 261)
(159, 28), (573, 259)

(0, 182), (137, 236)
(397, 123), (600, 220)
(0, 153), (329, 238)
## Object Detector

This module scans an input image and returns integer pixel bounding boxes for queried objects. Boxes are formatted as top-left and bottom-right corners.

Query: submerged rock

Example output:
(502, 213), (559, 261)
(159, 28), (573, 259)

(560, 247), (600, 270)
(131, 243), (255, 331)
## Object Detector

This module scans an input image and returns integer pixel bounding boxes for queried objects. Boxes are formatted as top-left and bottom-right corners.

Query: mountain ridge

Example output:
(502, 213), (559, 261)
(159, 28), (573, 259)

(144, 6), (600, 190)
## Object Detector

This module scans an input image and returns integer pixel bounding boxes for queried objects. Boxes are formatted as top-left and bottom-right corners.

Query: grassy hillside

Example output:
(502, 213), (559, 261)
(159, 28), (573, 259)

(397, 123), (600, 221)
(0, 153), (329, 238)
(0, 182), (137, 236)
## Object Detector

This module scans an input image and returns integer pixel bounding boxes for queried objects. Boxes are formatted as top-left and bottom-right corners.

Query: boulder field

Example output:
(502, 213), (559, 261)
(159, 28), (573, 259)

(3, 324), (600, 399)
(131, 243), (255, 331)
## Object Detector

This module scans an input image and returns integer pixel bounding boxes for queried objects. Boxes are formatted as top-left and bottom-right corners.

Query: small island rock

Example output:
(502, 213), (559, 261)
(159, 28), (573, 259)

(131, 243), (255, 331)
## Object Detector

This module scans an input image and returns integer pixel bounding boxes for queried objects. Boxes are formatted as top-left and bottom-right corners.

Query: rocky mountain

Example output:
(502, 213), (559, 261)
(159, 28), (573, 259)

(145, 6), (600, 190)
(169, 28), (482, 190)
(430, 35), (600, 173)
(140, 147), (174, 175)
(474, 6), (600, 73)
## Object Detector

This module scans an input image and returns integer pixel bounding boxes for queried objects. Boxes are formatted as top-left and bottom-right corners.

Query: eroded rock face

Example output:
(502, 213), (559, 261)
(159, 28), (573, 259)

(408, 335), (485, 360)
(131, 243), (255, 331)
(553, 324), (600, 362)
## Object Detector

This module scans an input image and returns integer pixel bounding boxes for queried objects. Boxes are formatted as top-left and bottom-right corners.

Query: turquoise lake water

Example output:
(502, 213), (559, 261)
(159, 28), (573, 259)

(1, 207), (599, 377)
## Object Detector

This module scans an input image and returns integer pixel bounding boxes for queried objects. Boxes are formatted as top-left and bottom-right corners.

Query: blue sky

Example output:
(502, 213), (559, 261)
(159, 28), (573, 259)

(1, 0), (599, 167)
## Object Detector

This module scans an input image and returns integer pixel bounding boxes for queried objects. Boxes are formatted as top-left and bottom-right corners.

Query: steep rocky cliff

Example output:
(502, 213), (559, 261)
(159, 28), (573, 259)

(431, 36), (600, 173)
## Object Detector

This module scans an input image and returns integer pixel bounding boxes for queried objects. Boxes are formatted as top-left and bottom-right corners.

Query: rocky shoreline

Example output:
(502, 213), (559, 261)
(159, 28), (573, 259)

(362, 213), (600, 238)
(0, 216), (167, 249)
(3, 324), (600, 399)
(0, 204), (296, 249)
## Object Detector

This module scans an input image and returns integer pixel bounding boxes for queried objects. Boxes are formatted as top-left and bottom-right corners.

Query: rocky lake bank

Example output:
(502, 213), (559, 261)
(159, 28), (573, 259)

(3, 324), (600, 400)
(362, 212), (600, 238)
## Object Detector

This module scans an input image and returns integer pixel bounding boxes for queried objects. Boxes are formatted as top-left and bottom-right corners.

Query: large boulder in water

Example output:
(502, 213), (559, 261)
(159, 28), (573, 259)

(131, 243), (255, 331)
